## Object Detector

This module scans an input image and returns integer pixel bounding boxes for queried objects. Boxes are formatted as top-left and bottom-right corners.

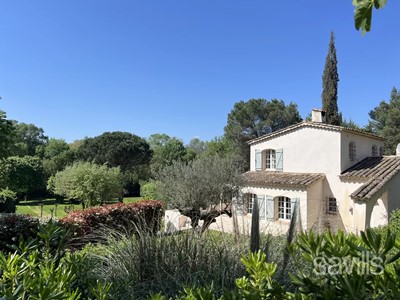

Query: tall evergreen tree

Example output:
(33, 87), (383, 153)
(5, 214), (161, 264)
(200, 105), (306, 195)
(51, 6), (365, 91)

(322, 32), (341, 125)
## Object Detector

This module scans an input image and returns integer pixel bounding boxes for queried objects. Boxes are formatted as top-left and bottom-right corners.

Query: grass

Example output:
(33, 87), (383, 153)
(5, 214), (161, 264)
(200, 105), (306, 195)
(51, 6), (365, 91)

(16, 196), (143, 218)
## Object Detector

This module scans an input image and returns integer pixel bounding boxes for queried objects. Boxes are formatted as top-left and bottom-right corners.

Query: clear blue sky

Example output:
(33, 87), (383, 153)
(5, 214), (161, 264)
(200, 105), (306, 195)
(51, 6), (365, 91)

(1, 1), (399, 143)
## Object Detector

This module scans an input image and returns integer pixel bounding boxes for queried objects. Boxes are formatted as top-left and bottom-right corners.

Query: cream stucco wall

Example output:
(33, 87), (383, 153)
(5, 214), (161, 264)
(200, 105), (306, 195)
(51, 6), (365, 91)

(250, 127), (341, 175)
(306, 179), (324, 230)
(340, 132), (384, 172)
(248, 125), (386, 234)
(237, 186), (308, 235)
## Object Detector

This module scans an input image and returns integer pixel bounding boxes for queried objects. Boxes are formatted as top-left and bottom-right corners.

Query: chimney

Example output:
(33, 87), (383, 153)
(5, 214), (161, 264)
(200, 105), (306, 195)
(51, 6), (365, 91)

(396, 144), (400, 156)
(311, 109), (326, 123)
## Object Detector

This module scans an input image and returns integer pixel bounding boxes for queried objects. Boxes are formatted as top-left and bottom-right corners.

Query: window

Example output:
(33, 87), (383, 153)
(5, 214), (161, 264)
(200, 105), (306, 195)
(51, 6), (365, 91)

(278, 196), (291, 220)
(247, 194), (255, 214)
(326, 197), (337, 215)
(379, 146), (384, 156)
(349, 141), (356, 161)
(372, 145), (378, 157)
(266, 149), (276, 170)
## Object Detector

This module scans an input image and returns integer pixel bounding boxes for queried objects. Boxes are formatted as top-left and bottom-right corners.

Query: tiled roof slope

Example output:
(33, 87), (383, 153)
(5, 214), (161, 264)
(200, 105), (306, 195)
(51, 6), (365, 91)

(248, 121), (385, 145)
(341, 156), (400, 201)
(242, 171), (325, 188)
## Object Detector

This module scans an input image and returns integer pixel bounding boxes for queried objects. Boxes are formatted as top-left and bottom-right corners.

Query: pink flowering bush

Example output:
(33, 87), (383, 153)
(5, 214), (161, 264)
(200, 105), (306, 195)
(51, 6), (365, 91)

(60, 200), (164, 248)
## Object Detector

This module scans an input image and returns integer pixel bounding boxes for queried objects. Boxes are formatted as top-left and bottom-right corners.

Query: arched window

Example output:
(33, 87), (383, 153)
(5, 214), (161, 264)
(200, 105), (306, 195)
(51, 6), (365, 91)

(372, 145), (378, 157)
(278, 196), (292, 220)
(266, 149), (276, 170)
(379, 146), (384, 156)
(349, 141), (356, 161)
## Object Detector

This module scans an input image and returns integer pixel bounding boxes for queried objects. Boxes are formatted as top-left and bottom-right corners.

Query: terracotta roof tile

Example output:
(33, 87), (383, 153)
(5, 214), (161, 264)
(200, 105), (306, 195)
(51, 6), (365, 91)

(341, 156), (400, 201)
(242, 171), (325, 188)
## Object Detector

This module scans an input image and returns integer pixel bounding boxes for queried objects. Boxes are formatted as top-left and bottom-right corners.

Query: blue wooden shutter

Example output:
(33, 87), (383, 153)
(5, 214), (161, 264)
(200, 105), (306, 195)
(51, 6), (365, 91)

(257, 195), (265, 219)
(290, 198), (299, 220)
(266, 195), (274, 220)
(276, 149), (283, 171)
(255, 150), (262, 171)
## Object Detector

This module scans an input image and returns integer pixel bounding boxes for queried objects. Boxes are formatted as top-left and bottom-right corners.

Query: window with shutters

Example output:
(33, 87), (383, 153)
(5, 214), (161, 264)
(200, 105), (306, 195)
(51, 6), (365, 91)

(379, 146), (384, 156)
(372, 145), (378, 157)
(278, 196), (292, 220)
(247, 194), (256, 214)
(349, 141), (356, 161)
(266, 149), (276, 170)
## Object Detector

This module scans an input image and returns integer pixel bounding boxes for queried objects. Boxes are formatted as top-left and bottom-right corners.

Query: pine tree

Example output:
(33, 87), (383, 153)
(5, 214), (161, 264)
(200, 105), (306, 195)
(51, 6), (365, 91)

(322, 32), (341, 125)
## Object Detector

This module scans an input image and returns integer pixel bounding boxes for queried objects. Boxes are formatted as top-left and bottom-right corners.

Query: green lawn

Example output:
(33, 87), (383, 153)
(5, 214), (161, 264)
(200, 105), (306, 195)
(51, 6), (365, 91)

(16, 197), (143, 218)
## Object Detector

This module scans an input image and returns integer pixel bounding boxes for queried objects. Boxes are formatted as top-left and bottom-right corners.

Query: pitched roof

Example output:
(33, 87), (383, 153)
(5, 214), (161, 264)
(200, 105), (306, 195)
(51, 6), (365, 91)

(248, 121), (385, 145)
(340, 156), (400, 201)
(242, 171), (325, 188)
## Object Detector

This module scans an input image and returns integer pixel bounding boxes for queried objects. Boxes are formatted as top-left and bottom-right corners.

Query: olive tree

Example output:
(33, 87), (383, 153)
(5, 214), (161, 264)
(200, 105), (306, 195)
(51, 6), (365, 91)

(156, 155), (244, 234)
(48, 162), (123, 209)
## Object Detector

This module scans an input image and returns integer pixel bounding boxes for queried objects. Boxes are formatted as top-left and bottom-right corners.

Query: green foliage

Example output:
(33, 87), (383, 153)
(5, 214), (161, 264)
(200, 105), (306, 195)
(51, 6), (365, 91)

(0, 155), (45, 198)
(289, 229), (400, 298)
(0, 188), (17, 213)
(59, 200), (164, 248)
(224, 99), (301, 166)
(0, 220), (111, 300)
(156, 155), (244, 232)
(322, 32), (341, 126)
(0, 214), (39, 253)
(76, 131), (152, 172)
(141, 181), (161, 200)
(367, 87), (400, 154)
(250, 198), (260, 253)
(40, 138), (76, 176)
(148, 133), (191, 174)
(89, 230), (247, 299)
(236, 251), (284, 299)
(0, 109), (15, 159)
(48, 161), (123, 208)
(10, 122), (48, 157)
(203, 136), (235, 158)
(187, 137), (208, 156)
(353, 0), (387, 34)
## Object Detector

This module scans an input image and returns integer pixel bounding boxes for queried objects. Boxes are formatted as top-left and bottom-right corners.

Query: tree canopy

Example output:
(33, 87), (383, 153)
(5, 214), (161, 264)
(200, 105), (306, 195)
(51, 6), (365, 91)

(224, 98), (302, 167)
(0, 156), (45, 199)
(156, 155), (244, 233)
(48, 161), (123, 208)
(367, 87), (400, 154)
(0, 110), (14, 159)
(322, 32), (341, 126)
(11, 122), (48, 157)
(148, 134), (189, 173)
(76, 131), (152, 172)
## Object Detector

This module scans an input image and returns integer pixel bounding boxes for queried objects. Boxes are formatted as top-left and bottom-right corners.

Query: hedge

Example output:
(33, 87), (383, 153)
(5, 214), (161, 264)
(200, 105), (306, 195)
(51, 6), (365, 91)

(59, 200), (164, 247)
(0, 214), (40, 253)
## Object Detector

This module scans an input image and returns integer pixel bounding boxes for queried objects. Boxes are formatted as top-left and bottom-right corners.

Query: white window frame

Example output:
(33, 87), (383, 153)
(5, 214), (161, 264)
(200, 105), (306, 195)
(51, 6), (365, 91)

(349, 141), (356, 161)
(247, 194), (255, 214)
(278, 196), (291, 220)
(266, 149), (276, 170)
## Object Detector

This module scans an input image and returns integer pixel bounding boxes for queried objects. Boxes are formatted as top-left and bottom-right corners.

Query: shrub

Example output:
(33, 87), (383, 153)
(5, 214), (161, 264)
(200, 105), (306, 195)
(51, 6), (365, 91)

(0, 220), (111, 299)
(0, 188), (17, 213)
(89, 230), (247, 299)
(60, 200), (164, 248)
(140, 181), (161, 200)
(0, 214), (39, 253)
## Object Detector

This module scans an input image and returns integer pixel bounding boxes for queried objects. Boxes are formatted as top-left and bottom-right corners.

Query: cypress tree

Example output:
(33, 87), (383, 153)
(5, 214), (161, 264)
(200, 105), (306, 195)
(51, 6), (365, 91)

(322, 32), (341, 125)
